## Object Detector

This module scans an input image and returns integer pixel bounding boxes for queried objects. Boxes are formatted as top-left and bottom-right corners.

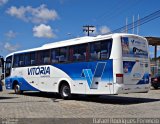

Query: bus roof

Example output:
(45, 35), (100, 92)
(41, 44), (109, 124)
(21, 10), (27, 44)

(5, 33), (146, 58)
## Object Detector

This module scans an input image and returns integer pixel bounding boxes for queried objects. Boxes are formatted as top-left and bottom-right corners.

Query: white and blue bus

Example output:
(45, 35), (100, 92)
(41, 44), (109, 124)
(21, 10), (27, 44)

(4, 33), (151, 99)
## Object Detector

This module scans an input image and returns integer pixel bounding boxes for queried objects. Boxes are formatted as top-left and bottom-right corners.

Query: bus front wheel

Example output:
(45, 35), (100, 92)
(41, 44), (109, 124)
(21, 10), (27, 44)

(14, 84), (23, 94)
(60, 83), (71, 100)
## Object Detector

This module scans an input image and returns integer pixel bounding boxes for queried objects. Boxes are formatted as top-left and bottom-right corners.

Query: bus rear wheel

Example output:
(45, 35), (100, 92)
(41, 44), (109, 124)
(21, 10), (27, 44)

(60, 83), (71, 100)
(153, 86), (159, 89)
(14, 84), (23, 94)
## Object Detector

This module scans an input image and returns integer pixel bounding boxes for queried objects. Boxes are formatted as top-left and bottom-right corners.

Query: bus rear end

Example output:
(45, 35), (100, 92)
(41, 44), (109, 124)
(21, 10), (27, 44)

(114, 34), (150, 94)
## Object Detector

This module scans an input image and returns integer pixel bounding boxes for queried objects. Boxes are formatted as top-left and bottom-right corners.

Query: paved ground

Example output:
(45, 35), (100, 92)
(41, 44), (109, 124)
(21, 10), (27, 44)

(0, 87), (160, 123)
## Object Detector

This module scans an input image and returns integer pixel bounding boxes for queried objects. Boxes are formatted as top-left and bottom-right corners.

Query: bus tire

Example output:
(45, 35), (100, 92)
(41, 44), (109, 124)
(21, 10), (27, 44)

(14, 84), (23, 94)
(60, 83), (71, 100)
(153, 86), (158, 89)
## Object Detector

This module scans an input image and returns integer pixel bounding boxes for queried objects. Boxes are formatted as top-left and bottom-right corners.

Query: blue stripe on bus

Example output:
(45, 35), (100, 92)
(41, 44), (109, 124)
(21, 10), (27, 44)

(82, 62), (106, 88)
(5, 77), (39, 91)
(54, 60), (113, 82)
(94, 62), (106, 77)
(137, 73), (150, 85)
(82, 69), (93, 87)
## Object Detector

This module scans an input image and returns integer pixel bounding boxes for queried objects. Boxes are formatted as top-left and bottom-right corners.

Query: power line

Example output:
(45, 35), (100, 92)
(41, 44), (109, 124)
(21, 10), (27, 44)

(77, 0), (143, 37)
(107, 9), (160, 34)
(95, 0), (143, 28)
(77, 1), (129, 37)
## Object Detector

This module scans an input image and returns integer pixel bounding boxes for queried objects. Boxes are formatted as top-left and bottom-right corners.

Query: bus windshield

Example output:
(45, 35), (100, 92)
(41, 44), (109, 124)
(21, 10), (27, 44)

(121, 36), (148, 58)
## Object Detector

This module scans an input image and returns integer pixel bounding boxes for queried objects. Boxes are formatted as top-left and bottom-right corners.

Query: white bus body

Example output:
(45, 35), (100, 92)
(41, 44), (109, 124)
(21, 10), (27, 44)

(4, 33), (151, 98)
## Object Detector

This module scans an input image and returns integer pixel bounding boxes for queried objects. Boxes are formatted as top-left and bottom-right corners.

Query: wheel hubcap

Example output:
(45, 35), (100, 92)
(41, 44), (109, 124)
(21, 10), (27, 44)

(15, 85), (20, 93)
(62, 86), (70, 97)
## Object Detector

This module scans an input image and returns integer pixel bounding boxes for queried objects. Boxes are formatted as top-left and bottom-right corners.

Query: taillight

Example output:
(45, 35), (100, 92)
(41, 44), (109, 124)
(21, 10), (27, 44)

(116, 73), (123, 84)
(154, 78), (158, 81)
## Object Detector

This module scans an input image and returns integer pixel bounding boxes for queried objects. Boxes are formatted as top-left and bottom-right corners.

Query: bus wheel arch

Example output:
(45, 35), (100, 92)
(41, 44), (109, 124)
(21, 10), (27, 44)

(58, 80), (71, 99)
(12, 80), (23, 94)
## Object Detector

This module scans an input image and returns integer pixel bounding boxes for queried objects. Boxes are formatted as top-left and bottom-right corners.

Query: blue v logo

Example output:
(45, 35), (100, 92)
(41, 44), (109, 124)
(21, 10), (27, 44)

(82, 62), (106, 89)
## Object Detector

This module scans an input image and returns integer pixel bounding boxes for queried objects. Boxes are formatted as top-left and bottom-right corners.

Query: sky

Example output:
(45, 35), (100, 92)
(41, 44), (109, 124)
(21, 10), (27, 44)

(0, 0), (160, 58)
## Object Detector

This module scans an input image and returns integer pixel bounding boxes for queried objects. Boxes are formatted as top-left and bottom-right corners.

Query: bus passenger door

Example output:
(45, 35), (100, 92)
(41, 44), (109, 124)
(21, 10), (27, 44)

(5, 56), (12, 78)
(4, 56), (13, 89)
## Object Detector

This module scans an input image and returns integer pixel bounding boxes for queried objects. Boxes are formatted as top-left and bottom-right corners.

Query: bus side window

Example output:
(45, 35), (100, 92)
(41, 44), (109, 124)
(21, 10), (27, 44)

(38, 50), (50, 65)
(13, 55), (19, 67)
(59, 47), (68, 63)
(31, 60), (35, 65)
(51, 49), (59, 63)
(24, 53), (30, 66)
(71, 44), (87, 62)
(101, 41), (108, 59)
(90, 42), (101, 60)
(90, 39), (112, 61)
(73, 46), (79, 61)
(43, 50), (50, 64)
(44, 57), (50, 64)
(30, 52), (36, 65)
(70, 46), (79, 62)
(69, 47), (73, 62)
(19, 54), (24, 67)
(19, 61), (24, 66)
(78, 44), (86, 61)
(102, 39), (112, 59)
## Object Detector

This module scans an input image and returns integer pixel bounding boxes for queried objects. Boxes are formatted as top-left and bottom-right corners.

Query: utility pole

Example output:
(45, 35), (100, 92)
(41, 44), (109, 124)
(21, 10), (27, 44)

(132, 15), (135, 34)
(83, 25), (95, 36)
(125, 17), (128, 33)
(137, 14), (140, 35)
